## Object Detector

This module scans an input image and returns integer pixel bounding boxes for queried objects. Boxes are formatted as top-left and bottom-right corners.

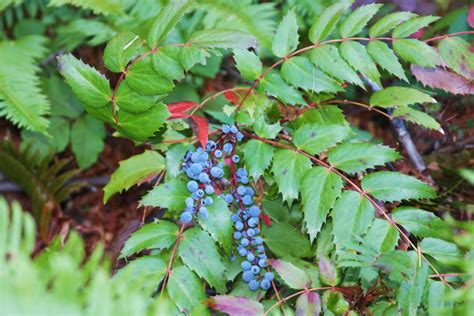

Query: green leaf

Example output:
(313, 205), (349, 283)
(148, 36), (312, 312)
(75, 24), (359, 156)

(397, 252), (429, 315)
(126, 58), (174, 96)
(361, 171), (436, 202)
(271, 149), (312, 204)
(0, 36), (50, 134)
(328, 142), (400, 174)
(187, 29), (257, 50)
(340, 41), (382, 87)
(178, 228), (227, 293)
(48, 0), (125, 15)
(392, 107), (441, 130)
(103, 150), (165, 203)
(178, 45), (211, 71)
(281, 56), (342, 93)
(147, 0), (195, 46)
(367, 41), (408, 82)
(332, 191), (375, 247)
(392, 207), (451, 240)
(393, 16), (439, 38)
(152, 46), (185, 81)
(295, 292), (321, 316)
(428, 281), (453, 315)
(319, 255), (340, 287)
(209, 296), (264, 316)
(369, 12), (417, 37)
(370, 87), (436, 108)
(324, 291), (349, 314)
(301, 167), (343, 242)
(167, 265), (208, 314)
(365, 219), (399, 253)
(339, 3), (383, 38)
(262, 222), (312, 258)
(438, 37), (474, 79)
(58, 53), (111, 109)
(393, 39), (441, 68)
(270, 259), (311, 289)
(140, 179), (188, 212)
(309, 2), (349, 43)
(310, 45), (363, 87)
(420, 238), (461, 263)
(199, 197), (233, 255)
(260, 71), (306, 105)
(233, 49), (262, 81)
(293, 123), (351, 155)
(272, 10), (299, 57)
(103, 32), (140, 73)
(166, 143), (193, 177)
(114, 81), (156, 114)
(252, 116), (281, 139)
(243, 139), (274, 180)
(120, 220), (179, 258)
(376, 250), (412, 282)
(71, 115), (105, 169)
(113, 256), (166, 295)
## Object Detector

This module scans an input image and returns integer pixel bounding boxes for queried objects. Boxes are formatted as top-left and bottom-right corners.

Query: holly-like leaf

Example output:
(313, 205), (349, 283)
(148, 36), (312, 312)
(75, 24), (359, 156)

(120, 220), (178, 258)
(114, 81), (156, 114)
(296, 292), (321, 316)
(293, 123), (351, 155)
(367, 41), (408, 82)
(189, 115), (209, 148)
(339, 3), (383, 38)
(208, 296), (264, 316)
(253, 116), (281, 139)
(310, 45), (363, 88)
(103, 32), (140, 73)
(324, 291), (349, 314)
(233, 49), (262, 81)
(365, 219), (399, 253)
(71, 115), (105, 169)
(178, 228), (227, 293)
(411, 65), (474, 96)
(309, 2), (349, 43)
(397, 252), (429, 315)
(392, 106), (441, 130)
(392, 207), (451, 240)
(199, 197), (233, 255)
(272, 10), (299, 57)
(361, 171), (436, 202)
(58, 53), (111, 108)
(281, 56), (342, 94)
(340, 41), (382, 88)
(167, 265), (208, 314)
(187, 29), (257, 50)
(103, 150), (165, 203)
(328, 142), (401, 174)
(243, 139), (274, 180)
(393, 16), (439, 38)
(370, 87), (436, 108)
(332, 191), (375, 247)
(438, 37), (474, 79)
(301, 167), (343, 242)
(270, 259), (311, 289)
(140, 178), (188, 211)
(262, 222), (312, 258)
(126, 58), (174, 96)
(271, 149), (312, 204)
(260, 71), (306, 105)
(419, 238), (461, 264)
(393, 39), (441, 68)
(147, 0), (195, 46)
(369, 12), (417, 37)
(152, 46), (185, 81)
(318, 254), (340, 286)
(167, 101), (197, 119)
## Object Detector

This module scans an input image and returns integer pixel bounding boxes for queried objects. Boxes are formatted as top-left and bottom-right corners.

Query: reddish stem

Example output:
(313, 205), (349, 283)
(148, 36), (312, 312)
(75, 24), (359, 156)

(161, 223), (186, 292)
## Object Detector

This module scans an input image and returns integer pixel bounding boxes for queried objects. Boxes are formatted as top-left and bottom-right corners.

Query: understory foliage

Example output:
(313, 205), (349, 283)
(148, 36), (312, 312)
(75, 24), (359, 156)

(1, 0), (473, 315)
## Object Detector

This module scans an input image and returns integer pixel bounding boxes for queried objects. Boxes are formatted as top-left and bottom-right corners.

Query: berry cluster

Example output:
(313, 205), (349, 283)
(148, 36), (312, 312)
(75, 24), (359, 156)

(180, 124), (273, 291)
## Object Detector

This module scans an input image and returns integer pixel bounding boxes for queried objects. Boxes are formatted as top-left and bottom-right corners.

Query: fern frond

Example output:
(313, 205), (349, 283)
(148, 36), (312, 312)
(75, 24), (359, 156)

(48, 0), (125, 16)
(0, 36), (50, 134)
(200, 0), (277, 49)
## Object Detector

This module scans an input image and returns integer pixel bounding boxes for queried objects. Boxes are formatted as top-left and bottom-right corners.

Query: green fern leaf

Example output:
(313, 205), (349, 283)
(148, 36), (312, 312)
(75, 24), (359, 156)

(48, 0), (125, 16)
(0, 36), (50, 134)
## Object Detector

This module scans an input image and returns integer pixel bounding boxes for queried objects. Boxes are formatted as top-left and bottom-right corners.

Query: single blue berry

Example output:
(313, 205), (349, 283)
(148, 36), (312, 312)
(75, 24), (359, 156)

(222, 124), (231, 133)
(190, 163), (202, 175)
(241, 238), (249, 247)
(254, 237), (263, 245)
(242, 271), (254, 282)
(199, 172), (210, 183)
(249, 280), (259, 291)
(185, 197), (194, 207)
(223, 143), (233, 154)
(235, 221), (244, 231)
(230, 125), (238, 134)
(260, 279), (271, 290)
(231, 214), (239, 222)
(199, 208), (208, 220)
(214, 150), (222, 158)
(232, 155), (240, 163)
(180, 212), (193, 223)
(205, 185), (214, 195)
(249, 206), (260, 217)
(251, 265), (260, 275)
(204, 196), (213, 205)
(224, 194), (233, 203)
(258, 259), (266, 268)
(238, 248), (248, 257)
(198, 152), (208, 162)
(196, 189), (205, 198)
(246, 187), (254, 196)
(237, 186), (246, 196)
(240, 176), (249, 184)
(246, 253), (255, 262)
(234, 232), (242, 240)
(243, 195), (253, 205)
(236, 132), (244, 141)
(265, 272), (274, 281)
(206, 141), (216, 152)
(241, 261), (251, 271)
(247, 228), (256, 237)
(257, 246), (265, 253)
(187, 180), (199, 192)
(191, 152), (199, 162)
(248, 217), (258, 227)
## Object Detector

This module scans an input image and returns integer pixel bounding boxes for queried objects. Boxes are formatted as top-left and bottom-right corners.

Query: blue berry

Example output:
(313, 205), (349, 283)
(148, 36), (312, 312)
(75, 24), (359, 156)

(239, 248), (248, 256)
(224, 194), (233, 203)
(243, 195), (253, 205)
(192, 192), (199, 200)
(230, 125), (238, 134)
(231, 214), (239, 222)
(200, 208), (208, 220)
(236, 168), (246, 177)
(240, 176), (249, 184)
(190, 163), (202, 175)
(261, 279), (271, 290)
(222, 124), (231, 133)
(235, 221), (244, 231)
(234, 232), (242, 240)
(214, 150), (222, 158)
(241, 238), (249, 247)
(198, 152), (208, 162)
(232, 155), (240, 163)
(187, 180), (198, 192)
(257, 246), (265, 253)
(236, 132), (244, 141)
(231, 255), (236, 262)
(254, 237), (263, 245)
(185, 197), (194, 207)
(199, 172), (210, 183)
(205, 185), (214, 195)
(242, 271), (254, 282)
(205, 196), (213, 205)
(223, 143), (233, 154)
(251, 265), (260, 275)
(210, 167), (222, 178)
(248, 217), (258, 227)
(196, 189), (204, 198)
(241, 261), (251, 271)
(180, 212), (192, 223)
(247, 253), (255, 261)
(191, 152), (199, 162)
(237, 186), (246, 196)
(206, 141), (216, 151)
(258, 259), (266, 268)
(247, 228), (256, 237)
(249, 280), (259, 291)
(246, 187), (254, 196)
(249, 206), (260, 217)
(265, 272), (274, 281)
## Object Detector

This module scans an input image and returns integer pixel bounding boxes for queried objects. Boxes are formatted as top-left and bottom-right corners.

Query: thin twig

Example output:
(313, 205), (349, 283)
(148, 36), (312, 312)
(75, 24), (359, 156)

(161, 223), (186, 292)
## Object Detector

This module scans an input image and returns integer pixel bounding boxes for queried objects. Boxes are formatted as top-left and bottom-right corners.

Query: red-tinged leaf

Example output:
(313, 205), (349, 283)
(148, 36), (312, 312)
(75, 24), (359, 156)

(224, 91), (239, 105)
(207, 295), (264, 316)
(468, 4), (474, 28)
(318, 254), (340, 286)
(411, 65), (474, 95)
(296, 292), (321, 316)
(270, 259), (311, 289)
(410, 28), (425, 39)
(167, 101), (197, 119)
(260, 213), (272, 226)
(189, 115), (209, 148)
